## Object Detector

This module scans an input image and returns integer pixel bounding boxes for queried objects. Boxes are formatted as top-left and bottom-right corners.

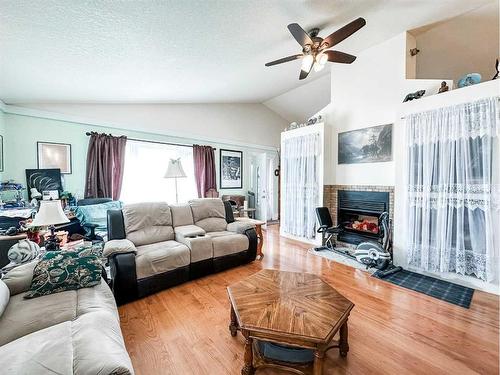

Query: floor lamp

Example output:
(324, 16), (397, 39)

(164, 158), (187, 203)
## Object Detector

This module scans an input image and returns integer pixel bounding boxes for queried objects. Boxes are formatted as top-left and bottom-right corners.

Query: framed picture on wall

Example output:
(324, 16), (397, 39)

(0, 135), (3, 172)
(338, 123), (392, 164)
(220, 149), (243, 189)
(25, 168), (63, 200)
(37, 142), (72, 174)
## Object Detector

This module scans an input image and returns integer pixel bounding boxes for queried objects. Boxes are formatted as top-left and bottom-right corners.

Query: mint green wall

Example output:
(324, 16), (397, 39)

(4, 112), (276, 200)
(0, 110), (5, 181)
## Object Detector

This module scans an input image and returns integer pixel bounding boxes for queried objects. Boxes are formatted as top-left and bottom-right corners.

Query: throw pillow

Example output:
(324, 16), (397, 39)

(0, 279), (9, 317)
(67, 242), (104, 258)
(25, 249), (102, 299)
(75, 201), (123, 236)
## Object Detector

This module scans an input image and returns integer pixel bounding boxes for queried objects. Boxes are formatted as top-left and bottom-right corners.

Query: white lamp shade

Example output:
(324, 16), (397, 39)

(164, 158), (187, 178)
(31, 200), (70, 226)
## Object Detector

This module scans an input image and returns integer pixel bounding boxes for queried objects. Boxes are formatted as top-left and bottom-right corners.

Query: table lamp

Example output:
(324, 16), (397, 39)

(164, 158), (187, 203)
(31, 199), (69, 250)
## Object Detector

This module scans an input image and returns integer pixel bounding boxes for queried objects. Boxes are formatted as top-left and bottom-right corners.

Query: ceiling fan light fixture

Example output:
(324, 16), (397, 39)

(316, 52), (328, 66)
(313, 62), (325, 72)
(301, 54), (314, 72)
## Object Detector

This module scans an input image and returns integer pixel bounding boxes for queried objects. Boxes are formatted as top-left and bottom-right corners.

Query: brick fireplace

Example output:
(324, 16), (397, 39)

(323, 185), (394, 246)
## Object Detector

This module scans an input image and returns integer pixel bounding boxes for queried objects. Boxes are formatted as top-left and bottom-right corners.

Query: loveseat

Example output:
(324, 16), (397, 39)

(0, 261), (134, 375)
(104, 198), (257, 305)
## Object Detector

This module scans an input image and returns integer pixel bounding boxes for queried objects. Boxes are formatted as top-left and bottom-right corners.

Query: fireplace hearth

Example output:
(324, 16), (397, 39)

(337, 190), (390, 245)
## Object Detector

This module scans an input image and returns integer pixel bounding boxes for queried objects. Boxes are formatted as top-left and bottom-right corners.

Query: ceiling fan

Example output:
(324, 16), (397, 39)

(265, 17), (366, 80)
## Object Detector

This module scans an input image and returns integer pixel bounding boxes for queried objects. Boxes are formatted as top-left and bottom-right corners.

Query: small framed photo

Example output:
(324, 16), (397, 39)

(42, 190), (59, 200)
(37, 142), (72, 174)
(220, 149), (243, 189)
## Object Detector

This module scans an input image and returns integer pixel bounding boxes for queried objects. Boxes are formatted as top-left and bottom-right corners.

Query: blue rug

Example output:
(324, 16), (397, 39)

(373, 269), (474, 308)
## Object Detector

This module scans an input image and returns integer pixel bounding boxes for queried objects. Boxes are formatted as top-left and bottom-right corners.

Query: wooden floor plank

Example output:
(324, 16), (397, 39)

(119, 225), (499, 375)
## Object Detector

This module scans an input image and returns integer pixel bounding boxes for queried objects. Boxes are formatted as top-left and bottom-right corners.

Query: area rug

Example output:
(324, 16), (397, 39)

(373, 269), (474, 308)
(308, 247), (377, 274)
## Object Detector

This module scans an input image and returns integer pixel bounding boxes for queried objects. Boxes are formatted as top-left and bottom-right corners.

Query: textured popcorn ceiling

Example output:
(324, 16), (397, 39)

(0, 0), (492, 103)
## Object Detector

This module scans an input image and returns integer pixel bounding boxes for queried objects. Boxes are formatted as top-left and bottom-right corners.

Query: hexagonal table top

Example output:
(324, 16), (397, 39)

(227, 269), (354, 344)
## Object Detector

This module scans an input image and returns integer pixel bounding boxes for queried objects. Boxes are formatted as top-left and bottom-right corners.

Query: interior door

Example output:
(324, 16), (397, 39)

(255, 153), (268, 221)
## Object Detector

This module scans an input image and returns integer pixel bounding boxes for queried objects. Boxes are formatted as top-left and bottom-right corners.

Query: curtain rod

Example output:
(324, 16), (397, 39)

(400, 95), (500, 119)
(85, 132), (216, 150)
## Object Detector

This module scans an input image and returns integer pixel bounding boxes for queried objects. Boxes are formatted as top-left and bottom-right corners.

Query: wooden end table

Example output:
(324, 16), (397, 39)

(235, 218), (265, 259)
(227, 269), (354, 375)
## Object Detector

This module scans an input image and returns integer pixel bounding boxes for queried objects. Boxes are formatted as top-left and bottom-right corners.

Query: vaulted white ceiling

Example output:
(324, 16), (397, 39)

(0, 0), (492, 103)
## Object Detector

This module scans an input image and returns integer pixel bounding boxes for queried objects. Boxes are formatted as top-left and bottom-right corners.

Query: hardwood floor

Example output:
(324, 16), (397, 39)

(119, 225), (499, 375)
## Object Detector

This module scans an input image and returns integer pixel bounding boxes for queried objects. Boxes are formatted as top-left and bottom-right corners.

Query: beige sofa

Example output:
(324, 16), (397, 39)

(104, 198), (257, 305)
(0, 261), (134, 375)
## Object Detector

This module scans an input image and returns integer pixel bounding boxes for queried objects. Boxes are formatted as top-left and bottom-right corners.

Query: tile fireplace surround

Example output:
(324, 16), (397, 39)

(323, 185), (395, 243)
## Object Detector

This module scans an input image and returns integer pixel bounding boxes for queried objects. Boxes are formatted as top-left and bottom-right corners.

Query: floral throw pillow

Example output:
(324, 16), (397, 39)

(25, 248), (102, 299)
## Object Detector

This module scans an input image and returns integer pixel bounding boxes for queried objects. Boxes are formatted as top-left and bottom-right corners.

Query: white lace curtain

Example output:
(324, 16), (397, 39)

(406, 97), (499, 281)
(281, 132), (320, 239)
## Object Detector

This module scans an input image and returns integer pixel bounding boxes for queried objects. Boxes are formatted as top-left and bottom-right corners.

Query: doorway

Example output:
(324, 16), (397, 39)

(249, 151), (279, 223)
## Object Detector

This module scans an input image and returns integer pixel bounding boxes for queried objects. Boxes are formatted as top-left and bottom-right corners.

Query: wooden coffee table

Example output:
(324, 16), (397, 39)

(227, 269), (354, 375)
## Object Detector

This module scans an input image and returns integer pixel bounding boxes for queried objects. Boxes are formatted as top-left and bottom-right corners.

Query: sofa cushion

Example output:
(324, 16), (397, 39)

(189, 198), (227, 232)
(0, 287), (77, 346)
(135, 240), (190, 279)
(72, 310), (134, 375)
(210, 233), (249, 257)
(0, 280), (9, 318)
(2, 260), (37, 295)
(170, 204), (194, 227)
(0, 321), (74, 375)
(0, 280), (114, 347)
(123, 202), (174, 246)
(0, 310), (133, 375)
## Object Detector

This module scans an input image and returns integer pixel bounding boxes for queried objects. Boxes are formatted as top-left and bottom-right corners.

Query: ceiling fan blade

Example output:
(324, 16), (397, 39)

(265, 54), (303, 67)
(321, 17), (366, 49)
(287, 23), (314, 47)
(326, 50), (357, 64)
(299, 58), (314, 80)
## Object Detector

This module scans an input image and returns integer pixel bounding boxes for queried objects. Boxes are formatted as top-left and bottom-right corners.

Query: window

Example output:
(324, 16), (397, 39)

(121, 140), (198, 204)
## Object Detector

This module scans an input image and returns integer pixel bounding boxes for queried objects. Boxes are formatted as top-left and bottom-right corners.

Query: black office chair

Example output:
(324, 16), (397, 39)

(315, 207), (343, 250)
(76, 198), (113, 242)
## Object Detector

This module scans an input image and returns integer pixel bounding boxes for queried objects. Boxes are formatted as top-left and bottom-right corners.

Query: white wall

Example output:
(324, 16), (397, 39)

(323, 30), (499, 293)
(413, 1), (499, 83)
(1, 103), (283, 204)
(11, 103), (288, 149)
(263, 73), (331, 124)
(323, 33), (445, 186)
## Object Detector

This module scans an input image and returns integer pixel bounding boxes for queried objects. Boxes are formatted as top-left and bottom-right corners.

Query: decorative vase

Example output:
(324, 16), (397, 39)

(8, 239), (40, 264)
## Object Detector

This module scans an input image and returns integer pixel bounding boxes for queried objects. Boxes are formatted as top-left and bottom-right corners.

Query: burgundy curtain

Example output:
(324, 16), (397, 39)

(193, 145), (217, 198)
(84, 132), (127, 200)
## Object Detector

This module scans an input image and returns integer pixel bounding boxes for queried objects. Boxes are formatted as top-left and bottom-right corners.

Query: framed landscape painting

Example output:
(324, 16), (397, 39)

(338, 124), (392, 164)
(220, 149), (242, 189)
(37, 142), (72, 174)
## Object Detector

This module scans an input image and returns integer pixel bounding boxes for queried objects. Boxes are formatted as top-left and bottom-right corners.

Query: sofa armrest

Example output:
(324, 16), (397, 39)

(227, 221), (255, 234)
(175, 225), (206, 238)
(109, 252), (138, 306)
(103, 239), (137, 258)
(243, 227), (258, 262)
